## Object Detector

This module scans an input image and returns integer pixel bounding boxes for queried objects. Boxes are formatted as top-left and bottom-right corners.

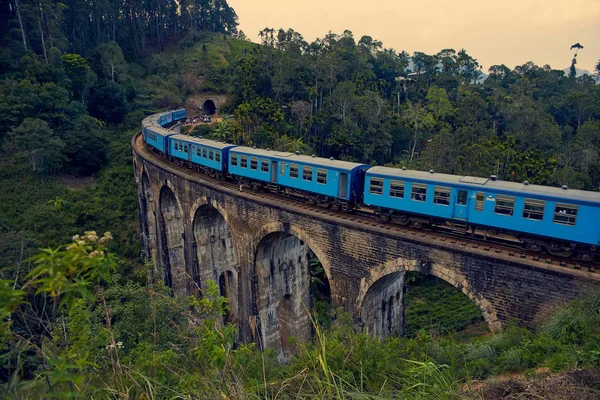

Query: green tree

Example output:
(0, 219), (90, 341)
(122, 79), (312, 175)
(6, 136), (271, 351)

(62, 53), (97, 104)
(96, 41), (126, 82)
(4, 118), (65, 175)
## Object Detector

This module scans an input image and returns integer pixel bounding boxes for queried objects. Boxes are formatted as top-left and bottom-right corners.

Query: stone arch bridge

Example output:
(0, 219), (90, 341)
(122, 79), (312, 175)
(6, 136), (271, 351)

(132, 133), (600, 356)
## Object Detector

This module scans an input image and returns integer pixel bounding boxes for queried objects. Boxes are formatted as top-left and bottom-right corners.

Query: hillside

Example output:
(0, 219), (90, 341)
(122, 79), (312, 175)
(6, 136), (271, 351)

(1, 2), (600, 397)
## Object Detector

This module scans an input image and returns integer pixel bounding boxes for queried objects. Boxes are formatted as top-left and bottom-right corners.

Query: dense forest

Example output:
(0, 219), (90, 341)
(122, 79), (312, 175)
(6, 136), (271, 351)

(1, 0), (600, 397)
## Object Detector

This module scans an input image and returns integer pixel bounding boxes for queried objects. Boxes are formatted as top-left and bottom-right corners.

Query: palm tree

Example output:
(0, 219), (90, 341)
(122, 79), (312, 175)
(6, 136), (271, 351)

(212, 121), (231, 142)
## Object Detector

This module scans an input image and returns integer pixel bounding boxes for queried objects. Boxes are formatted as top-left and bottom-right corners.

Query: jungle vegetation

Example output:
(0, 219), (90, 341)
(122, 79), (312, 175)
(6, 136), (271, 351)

(1, 0), (600, 397)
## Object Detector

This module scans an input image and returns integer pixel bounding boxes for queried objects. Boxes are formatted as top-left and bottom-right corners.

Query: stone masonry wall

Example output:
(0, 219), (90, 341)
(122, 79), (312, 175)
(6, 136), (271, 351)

(133, 134), (600, 346)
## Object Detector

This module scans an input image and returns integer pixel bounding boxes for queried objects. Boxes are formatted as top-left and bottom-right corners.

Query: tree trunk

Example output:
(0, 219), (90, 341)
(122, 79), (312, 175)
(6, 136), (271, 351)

(14, 0), (28, 52)
(37, 0), (48, 63)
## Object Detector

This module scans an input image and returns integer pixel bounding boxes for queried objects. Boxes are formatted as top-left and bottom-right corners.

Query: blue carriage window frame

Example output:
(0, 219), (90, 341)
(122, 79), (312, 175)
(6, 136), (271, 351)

(290, 164), (299, 179)
(475, 192), (485, 211)
(240, 156), (248, 168)
(280, 163), (285, 176)
(523, 199), (545, 221)
(302, 166), (313, 181)
(215, 151), (221, 162)
(434, 186), (450, 206)
(317, 169), (327, 184)
(209, 150), (214, 160)
(495, 195), (515, 216)
(553, 203), (577, 226)
(202, 148), (207, 158)
(369, 178), (383, 195)
(390, 180), (404, 198)
(231, 154), (238, 166)
(411, 184), (427, 202)
(250, 157), (258, 170)
(183, 143), (188, 152)
(261, 159), (269, 172)
(197, 147), (201, 157)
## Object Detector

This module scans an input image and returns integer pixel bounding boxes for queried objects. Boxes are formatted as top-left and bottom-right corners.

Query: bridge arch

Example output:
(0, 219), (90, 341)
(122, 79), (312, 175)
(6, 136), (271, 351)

(140, 171), (158, 265)
(356, 255), (502, 336)
(252, 223), (332, 358)
(158, 183), (187, 296)
(190, 200), (239, 323)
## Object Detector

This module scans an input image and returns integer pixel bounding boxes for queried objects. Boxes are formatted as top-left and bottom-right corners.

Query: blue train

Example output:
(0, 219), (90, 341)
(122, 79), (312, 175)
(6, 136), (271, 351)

(142, 109), (600, 261)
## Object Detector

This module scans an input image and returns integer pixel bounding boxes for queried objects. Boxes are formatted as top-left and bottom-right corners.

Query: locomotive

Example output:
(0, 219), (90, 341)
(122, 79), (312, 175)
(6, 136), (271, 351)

(142, 109), (600, 261)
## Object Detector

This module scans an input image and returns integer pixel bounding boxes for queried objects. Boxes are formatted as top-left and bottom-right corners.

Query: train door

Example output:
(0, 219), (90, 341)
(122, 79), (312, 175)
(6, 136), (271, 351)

(453, 189), (468, 219)
(188, 145), (193, 161)
(270, 161), (277, 183)
(338, 173), (348, 199)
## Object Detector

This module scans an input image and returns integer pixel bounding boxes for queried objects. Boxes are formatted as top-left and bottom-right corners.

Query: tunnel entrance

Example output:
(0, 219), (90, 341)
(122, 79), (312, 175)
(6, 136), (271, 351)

(203, 99), (216, 116)
(403, 272), (486, 338)
(254, 231), (330, 358)
(193, 205), (238, 323)
(158, 186), (185, 295)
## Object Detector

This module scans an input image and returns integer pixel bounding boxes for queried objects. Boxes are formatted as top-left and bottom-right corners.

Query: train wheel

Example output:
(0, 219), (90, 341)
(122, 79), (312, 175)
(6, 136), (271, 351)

(391, 214), (409, 226)
(379, 213), (390, 222)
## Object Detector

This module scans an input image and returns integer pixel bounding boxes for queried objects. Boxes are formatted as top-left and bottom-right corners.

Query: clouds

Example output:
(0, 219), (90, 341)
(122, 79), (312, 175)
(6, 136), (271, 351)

(228, 0), (599, 72)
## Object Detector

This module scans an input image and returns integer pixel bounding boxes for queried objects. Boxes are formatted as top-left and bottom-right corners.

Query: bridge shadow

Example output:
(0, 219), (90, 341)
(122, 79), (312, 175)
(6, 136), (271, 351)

(253, 231), (330, 360)
(192, 204), (239, 325)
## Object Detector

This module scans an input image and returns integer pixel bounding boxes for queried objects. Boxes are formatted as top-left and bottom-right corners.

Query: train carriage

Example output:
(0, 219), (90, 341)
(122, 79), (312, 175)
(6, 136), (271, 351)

(229, 147), (370, 205)
(364, 167), (600, 254)
(142, 109), (188, 154)
(169, 134), (235, 173)
(172, 109), (188, 121)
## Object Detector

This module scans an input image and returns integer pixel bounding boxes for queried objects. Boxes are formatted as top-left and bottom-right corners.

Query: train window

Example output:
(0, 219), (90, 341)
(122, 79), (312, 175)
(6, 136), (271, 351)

(434, 186), (451, 206)
(215, 151), (221, 162)
(495, 195), (515, 216)
(317, 169), (327, 184)
(523, 199), (545, 221)
(208, 150), (214, 160)
(369, 178), (383, 195)
(411, 184), (427, 202)
(475, 192), (485, 211)
(197, 147), (201, 157)
(261, 159), (269, 172)
(184, 144), (188, 152)
(390, 180), (405, 198)
(280, 163), (285, 176)
(250, 157), (258, 170)
(240, 156), (248, 168)
(290, 164), (299, 178)
(231, 154), (238, 166)
(303, 166), (313, 181)
(202, 148), (207, 158)
(457, 190), (468, 205)
(553, 204), (577, 226)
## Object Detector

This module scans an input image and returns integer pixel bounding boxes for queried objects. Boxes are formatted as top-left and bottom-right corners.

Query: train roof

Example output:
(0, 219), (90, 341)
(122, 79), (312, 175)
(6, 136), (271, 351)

(230, 146), (368, 171)
(170, 134), (236, 150)
(367, 166), (600, 205)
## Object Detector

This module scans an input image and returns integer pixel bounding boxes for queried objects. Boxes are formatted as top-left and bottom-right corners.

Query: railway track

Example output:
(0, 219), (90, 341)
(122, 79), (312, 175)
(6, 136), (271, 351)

(133, 133), (599, 279)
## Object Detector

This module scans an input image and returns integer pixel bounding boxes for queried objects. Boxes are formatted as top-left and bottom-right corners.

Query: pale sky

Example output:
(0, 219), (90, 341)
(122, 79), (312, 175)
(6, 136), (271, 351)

(228, 0), (600, 73)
